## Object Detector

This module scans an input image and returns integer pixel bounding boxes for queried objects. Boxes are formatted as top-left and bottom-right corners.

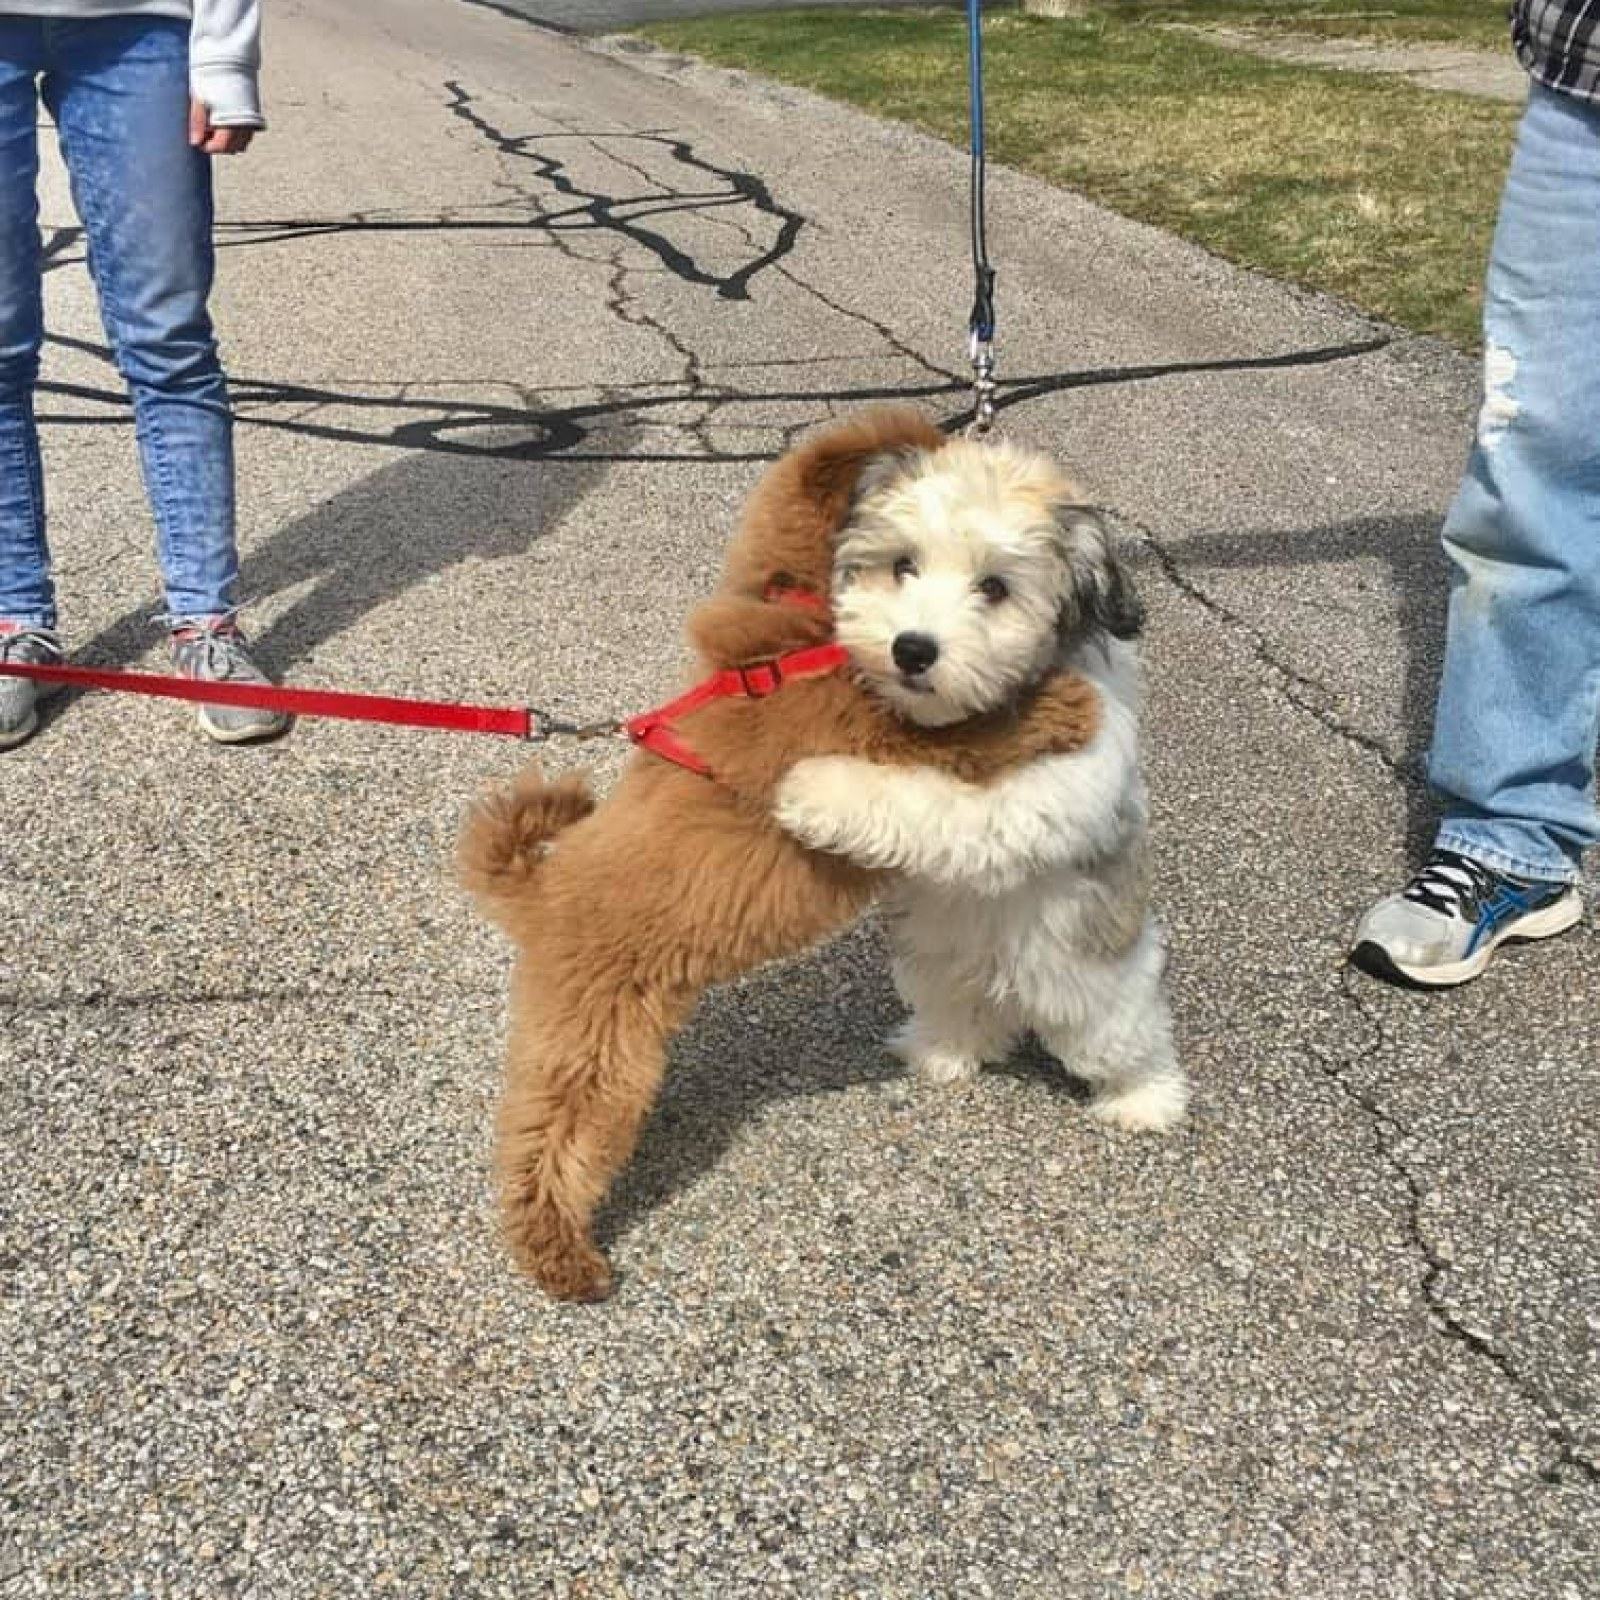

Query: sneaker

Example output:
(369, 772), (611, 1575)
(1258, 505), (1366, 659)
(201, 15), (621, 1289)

(168, 616), (289, 745)
(1350, 848), (1584, 988)
(0, 624), (64, 750)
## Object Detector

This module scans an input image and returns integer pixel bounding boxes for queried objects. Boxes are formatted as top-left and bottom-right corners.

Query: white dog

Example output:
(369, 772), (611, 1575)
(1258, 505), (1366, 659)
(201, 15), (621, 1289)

(773, 436), (1188, 1131)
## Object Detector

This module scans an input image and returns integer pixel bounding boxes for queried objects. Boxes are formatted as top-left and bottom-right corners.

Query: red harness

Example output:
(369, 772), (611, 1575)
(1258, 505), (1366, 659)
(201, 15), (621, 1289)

(623, 584), (846, 777)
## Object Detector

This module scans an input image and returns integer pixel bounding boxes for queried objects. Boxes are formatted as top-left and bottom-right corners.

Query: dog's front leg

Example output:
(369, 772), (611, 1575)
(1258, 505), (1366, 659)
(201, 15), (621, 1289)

(774, 734), (1134, 895)
(772, 756), (1041, 892)
(888, 949), (1014, 1087)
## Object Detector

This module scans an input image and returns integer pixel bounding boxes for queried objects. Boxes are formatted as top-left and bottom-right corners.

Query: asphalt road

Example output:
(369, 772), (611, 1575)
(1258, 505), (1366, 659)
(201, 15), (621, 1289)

(2, 1), (1595, 1595)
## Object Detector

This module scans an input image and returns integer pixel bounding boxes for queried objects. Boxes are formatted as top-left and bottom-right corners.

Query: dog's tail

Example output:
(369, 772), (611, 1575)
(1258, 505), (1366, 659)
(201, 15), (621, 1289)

(457, 767), (595, 927)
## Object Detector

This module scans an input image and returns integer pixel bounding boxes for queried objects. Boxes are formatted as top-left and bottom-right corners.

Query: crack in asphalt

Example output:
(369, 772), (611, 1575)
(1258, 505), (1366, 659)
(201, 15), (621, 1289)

(1319, 969), (1599, 1488)
(1126, 505), (1597, 1490)
(442, 78), (766, 459)
(1122, 510), (1416, 787)
(774, 263), (963, 392)
(1, 982), (503, 1017)
(441, 79), (805, 301)
(438, 76), (971, 456)
(602, 248), (717, 455)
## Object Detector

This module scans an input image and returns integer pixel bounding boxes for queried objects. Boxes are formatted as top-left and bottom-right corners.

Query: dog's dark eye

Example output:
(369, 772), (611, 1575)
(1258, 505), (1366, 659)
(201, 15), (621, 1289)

(978, 575), (1009, 604)
(892, 556), (918, 582)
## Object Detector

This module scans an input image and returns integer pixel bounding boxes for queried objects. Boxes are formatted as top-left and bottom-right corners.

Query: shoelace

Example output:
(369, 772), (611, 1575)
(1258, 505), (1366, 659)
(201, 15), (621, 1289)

(163, 612), (252, 681)
(1402, 849), (1500, 920)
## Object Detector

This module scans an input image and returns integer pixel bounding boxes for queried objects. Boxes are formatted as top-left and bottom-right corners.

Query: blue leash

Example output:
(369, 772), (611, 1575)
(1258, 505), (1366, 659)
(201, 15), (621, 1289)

(966, 0), (997, 432)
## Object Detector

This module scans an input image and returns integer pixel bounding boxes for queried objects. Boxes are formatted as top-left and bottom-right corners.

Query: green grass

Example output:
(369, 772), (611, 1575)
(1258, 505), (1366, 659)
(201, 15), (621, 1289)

(639, 7), (1518, 348)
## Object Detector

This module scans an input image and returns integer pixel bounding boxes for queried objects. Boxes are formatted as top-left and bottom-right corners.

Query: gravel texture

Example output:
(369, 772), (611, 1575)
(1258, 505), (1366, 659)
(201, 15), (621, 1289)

(1, 2), (1594, 1595)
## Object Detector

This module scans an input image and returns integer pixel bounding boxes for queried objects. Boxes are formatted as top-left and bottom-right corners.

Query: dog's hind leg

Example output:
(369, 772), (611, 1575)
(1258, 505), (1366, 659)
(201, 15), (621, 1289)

(1040, 927), (1188, 1132)
(495, 981), (681, 1302)
(888, 953), (1013, 1087)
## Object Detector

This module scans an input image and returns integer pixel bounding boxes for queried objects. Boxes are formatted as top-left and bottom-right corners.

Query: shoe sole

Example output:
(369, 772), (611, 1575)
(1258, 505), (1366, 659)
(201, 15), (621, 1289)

(1351, 891), (1586, 989)
(196, 706), (291, 745)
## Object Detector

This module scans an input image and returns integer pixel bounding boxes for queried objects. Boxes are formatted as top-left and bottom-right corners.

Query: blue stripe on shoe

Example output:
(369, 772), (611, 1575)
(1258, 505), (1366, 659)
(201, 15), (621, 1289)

(1465, 882), (1547, 957)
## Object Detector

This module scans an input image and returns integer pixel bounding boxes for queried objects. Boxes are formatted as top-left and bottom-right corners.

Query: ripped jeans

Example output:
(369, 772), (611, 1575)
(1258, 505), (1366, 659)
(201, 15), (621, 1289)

(1428, 81), (1600, 885)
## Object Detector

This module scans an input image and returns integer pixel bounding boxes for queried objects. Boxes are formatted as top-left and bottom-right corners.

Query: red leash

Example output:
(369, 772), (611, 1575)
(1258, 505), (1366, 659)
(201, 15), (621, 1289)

(0, 659), (537, 739)
(0, 583), (845, 768)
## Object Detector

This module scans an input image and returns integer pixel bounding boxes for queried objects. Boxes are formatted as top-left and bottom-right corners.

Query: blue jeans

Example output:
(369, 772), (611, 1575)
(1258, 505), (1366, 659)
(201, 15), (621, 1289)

(0, 14), (238, 630)
(1429, 81), (1600, 885)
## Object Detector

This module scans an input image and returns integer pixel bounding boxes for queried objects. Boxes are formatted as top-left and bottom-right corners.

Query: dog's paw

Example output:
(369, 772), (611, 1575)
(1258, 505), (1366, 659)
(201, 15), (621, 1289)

(1088, 1071), (1190, 1133)
(531, 1243), (616, 1304)
(890, 1026), (982, 1088)
(915, 1051), (982, 1088)
(773, 757), (871, 845)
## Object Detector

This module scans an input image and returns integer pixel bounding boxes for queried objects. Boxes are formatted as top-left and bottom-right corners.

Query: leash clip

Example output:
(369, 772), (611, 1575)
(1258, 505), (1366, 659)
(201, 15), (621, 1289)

(529, 708), (623, 744)
(968, 329), (997, 436)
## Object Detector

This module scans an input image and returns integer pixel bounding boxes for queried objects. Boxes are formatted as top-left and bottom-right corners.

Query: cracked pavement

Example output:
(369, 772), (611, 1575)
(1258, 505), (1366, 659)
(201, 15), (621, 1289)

(1, 1), (1595, 1595)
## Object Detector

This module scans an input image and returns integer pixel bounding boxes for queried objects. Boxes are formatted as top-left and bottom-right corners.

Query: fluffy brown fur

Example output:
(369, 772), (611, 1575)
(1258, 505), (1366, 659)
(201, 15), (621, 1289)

(459, 408), (1102, 1301)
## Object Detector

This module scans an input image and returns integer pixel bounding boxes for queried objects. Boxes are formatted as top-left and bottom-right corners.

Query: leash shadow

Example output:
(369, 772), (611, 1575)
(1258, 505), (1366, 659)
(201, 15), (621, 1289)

(38, 333), (1388, 466)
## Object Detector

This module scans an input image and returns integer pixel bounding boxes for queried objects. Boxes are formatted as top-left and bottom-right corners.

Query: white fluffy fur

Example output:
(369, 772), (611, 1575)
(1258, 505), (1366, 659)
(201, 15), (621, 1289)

(774, 438), (1187, 1130)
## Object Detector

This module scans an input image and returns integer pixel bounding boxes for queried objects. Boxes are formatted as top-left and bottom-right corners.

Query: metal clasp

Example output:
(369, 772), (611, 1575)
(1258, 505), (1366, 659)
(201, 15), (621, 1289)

(968, 330), (997, 436)
(529, 708), (623, 744)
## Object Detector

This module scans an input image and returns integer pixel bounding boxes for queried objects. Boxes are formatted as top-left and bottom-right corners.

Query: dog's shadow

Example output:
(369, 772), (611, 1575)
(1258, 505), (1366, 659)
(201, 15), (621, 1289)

(597, 919), (1086, 1245)
(598, 923), (899, 1243)
(600, 512), (1454, 1240)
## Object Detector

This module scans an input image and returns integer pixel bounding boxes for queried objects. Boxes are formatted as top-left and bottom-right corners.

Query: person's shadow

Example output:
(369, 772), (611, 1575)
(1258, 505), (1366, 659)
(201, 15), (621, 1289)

(54, 420), (632, 695)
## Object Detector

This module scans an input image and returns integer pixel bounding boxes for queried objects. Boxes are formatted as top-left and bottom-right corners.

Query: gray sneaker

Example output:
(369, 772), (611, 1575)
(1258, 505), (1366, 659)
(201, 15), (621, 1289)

(1351, 848), (1584, 988)
(0, 625), (64, 750)
(168, 617), (290, 745)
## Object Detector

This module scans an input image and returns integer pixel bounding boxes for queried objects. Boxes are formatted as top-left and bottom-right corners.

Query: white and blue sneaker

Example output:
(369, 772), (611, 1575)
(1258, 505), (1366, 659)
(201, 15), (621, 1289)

(1351, 848), (1584, 988)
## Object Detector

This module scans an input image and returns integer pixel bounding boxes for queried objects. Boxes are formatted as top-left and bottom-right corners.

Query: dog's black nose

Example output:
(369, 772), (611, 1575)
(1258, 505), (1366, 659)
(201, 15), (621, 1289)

(891, 631), (940, 676)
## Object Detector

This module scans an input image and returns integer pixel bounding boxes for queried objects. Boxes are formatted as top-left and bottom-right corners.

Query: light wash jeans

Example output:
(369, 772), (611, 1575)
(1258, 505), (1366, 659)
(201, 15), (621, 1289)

(1429, 81), (1600, 886)
(0, 14), (238, 631)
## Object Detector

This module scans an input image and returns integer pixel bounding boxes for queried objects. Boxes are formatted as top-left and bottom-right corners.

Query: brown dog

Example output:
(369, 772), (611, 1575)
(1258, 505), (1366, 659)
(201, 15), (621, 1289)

(458, 409), (1101, 1301)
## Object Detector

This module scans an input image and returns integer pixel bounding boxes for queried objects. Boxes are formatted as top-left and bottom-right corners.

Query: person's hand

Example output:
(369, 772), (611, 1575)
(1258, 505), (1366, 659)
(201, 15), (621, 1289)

(188, 99), (255, 155)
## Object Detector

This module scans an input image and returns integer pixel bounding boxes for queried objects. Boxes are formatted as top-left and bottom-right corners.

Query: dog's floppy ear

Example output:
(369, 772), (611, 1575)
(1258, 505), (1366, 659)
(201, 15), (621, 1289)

(1056, 505), (1145, 641)
(719, 407), (948, 600)
(794, 406), (945, 528)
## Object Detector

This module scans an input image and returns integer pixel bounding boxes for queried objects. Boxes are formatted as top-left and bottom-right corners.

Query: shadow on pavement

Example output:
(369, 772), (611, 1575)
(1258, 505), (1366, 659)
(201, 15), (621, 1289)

(1159, 512), (1450, 862)
(59, 424), (628, 691)
(599, 925), (904, 1250)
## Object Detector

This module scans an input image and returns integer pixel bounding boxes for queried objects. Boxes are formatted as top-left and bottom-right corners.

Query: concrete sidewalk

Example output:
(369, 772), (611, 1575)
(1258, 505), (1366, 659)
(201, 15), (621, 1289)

(1166, 23), (1529, 102)
(1, 1), (1594, 1595)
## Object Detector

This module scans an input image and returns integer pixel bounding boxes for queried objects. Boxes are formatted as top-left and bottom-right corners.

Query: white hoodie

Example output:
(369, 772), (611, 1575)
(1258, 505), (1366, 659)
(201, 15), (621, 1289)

(10, 2), (264, 127)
